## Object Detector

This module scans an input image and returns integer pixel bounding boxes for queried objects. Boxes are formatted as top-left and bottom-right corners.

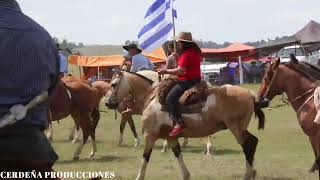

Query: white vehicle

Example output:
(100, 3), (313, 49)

(303, 50), (320, 69)
(277, 45), (305, 63)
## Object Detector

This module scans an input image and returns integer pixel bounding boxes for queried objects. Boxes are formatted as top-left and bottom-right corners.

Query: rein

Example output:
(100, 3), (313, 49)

(290, 88), (315, 104)
(296, 94), (314, 113)
(264, 68), (279, 99)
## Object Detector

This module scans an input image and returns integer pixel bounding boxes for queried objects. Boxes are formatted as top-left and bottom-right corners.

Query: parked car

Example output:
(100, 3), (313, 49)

(277, 45), (305, 63)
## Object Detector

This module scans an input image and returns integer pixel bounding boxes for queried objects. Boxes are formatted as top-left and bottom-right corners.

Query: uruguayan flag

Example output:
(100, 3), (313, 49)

(138, 0), (177, 53)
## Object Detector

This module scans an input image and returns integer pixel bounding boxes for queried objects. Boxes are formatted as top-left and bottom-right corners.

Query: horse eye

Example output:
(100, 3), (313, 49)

(111, 83), (117, 87)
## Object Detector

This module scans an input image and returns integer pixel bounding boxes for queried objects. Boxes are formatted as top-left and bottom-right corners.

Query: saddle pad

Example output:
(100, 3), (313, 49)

(157, 79), (209, 107)
(179, 81), (209, 105)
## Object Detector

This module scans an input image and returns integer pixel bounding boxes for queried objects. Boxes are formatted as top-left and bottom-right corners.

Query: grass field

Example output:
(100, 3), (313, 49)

(51, 84), (318, 180)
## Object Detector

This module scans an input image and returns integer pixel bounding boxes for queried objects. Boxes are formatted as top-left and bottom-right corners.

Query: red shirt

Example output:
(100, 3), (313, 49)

(178, 48), (202, 80)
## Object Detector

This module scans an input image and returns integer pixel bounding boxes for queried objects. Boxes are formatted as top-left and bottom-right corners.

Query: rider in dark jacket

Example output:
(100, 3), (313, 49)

(0, 0), (59, 174)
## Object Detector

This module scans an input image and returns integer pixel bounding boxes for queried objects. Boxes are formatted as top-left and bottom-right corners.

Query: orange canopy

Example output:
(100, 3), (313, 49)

(68, 48), (166, 67)
(202, 43), (257, 61)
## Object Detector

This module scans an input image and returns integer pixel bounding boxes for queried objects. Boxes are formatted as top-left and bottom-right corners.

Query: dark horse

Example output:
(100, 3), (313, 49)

(258, 58), (320, 178)
(47, 76), (102, 160)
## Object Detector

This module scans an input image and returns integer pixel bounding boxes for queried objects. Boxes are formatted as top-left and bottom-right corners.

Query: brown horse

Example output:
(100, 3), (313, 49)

(105, 71), (265, 180)
(258, 58), (320, 177)
(47, 76), (107, 160)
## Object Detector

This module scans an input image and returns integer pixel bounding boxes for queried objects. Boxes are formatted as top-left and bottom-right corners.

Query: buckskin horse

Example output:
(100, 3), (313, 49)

(258, 58), (320, 178)
(105, 70), (265, 180)
(47, 75), (107, 160)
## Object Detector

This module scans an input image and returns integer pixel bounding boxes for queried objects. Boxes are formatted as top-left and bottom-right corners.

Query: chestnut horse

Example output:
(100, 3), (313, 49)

(105, 71), (265, 180)
(258, 58), (320, 177)
(47, 76), (107, 160)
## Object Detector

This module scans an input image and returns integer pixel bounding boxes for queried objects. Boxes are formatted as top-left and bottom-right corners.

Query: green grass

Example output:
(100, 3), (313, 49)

(51, 84), (318, 180)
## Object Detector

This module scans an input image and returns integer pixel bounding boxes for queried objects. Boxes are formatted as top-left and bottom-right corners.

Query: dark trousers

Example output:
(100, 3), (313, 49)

(0, 124), (58, 170)
(165, 79), (201, 124)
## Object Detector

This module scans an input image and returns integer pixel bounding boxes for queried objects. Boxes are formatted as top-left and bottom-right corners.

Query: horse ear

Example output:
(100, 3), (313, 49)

(272, 58), (281, 71)
(113, 68), (123, 76)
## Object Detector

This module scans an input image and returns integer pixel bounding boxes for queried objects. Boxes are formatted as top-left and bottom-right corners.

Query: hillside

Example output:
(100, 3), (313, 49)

(74, 45), (123, 56)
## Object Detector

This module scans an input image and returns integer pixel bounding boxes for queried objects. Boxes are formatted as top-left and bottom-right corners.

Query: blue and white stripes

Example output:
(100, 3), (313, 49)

(138, 0), (177, 53)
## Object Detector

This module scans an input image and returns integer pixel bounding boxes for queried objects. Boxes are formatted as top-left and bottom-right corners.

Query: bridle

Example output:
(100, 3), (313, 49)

(263, 68), (280, 100)
(109, 73), (125, 105)
(263, 66), (316, 112)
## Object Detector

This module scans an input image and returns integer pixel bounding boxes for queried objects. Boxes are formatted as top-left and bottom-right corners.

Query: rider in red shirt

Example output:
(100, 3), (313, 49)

(159, 32), (202, 136)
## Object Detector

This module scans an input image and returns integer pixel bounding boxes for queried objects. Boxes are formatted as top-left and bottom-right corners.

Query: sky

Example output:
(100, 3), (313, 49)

(17, 0), (320, 45)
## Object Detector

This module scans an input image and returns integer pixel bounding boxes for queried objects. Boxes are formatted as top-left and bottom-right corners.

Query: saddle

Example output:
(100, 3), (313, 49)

(157, 79), (209, 113)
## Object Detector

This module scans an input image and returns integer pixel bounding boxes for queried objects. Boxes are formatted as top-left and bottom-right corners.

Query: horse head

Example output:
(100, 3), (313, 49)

(258, 58), (284, 106)
(105, 69), (130, 109)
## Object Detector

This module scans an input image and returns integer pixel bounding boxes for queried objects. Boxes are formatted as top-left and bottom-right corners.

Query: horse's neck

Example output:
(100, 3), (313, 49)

(127, 75), (154, 114)
(282, 68), (316, 112)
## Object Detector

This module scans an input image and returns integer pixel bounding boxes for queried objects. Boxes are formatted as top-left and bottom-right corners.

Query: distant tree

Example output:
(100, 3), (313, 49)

(125, 40), (131, 45)
(78, 42), (84, 47)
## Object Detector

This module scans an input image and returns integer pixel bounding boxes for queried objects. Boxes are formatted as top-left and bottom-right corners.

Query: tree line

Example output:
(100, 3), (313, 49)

(54, 35), (290, 51)
(125, 36), (290, 48)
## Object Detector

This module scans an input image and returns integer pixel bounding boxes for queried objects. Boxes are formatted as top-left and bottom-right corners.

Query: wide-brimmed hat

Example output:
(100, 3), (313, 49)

(174, 32), (194, 43)
(123, 43), (142, 53)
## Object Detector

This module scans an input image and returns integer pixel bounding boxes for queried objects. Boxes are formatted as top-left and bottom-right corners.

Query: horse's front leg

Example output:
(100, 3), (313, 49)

(126, 114), (140, 147)
(136, 133), (156, 180)
(118, 115), (127, 146)
(204, 136), (213, 158)
(161, 140), (168, 153)
(182, 137), (188, 148)
(309, 135), (319, 172)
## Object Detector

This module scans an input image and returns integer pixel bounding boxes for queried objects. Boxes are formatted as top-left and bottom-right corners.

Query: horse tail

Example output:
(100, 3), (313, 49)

(90, 107), (101, 130)
(250, 90), (265, 130)
(254, 100), (265, 130)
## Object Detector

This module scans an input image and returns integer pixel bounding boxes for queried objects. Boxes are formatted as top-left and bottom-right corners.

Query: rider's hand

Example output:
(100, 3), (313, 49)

(158, 69), (167, 75)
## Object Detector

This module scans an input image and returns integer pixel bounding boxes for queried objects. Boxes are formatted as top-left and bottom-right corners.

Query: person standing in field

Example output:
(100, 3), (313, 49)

(0, 0), (59, 176)
(56, 43), (68, 78)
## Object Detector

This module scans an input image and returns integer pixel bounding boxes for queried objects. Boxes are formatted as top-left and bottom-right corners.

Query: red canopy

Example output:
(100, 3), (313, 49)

(202, 43), (257, 61)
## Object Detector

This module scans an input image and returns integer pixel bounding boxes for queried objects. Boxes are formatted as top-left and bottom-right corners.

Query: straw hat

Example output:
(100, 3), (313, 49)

(123, 43), (142, 53)
(174, 32), (194, 43)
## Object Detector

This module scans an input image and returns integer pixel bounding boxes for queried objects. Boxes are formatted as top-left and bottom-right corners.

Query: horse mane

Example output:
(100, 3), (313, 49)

(127, 72), (154, 85)
(283, 63), (317, 82)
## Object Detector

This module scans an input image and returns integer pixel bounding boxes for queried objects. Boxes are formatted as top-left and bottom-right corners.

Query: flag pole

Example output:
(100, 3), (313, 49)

(172, 3), (177, 53)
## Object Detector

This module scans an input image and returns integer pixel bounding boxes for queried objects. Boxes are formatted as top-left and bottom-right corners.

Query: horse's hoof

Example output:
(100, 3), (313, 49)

(182, 142), (188, 148)
(161, 149), (167, 153)
(243, 169), (256, 180)
(309, 162), (319, 173)
(252, 169), (257, 179)
(47, 136), (53, 141)
(134, 139), (140, 147)
(87, 153), (95, 159)
(68, 135), (74, 141)
(118, 139), (123, 146)
(73, 156), (80, 161)
(204, 153), (213, 159)
(183, 172), (190, 180)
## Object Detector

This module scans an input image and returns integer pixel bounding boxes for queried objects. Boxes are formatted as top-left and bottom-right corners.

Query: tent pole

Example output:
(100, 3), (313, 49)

(78, 66), (82, 78)
(299, 41), (308, 58)
(97, 66), (100, 80)
(238, 56), (243, 84)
